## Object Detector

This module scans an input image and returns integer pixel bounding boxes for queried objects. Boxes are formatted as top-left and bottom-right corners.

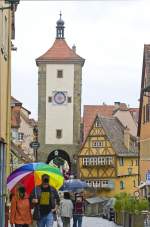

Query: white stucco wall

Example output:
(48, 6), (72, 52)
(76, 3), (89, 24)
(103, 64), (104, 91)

(45, 64), (74, 144)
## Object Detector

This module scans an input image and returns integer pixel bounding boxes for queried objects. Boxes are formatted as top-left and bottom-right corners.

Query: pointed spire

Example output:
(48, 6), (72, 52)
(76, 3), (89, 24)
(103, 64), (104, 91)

(56, 12), (65, 39)
(59, 11), (62, 20)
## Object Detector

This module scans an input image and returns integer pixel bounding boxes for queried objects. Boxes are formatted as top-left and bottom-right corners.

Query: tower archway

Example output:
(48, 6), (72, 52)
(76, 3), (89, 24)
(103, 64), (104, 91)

(46, 149), (71, 179)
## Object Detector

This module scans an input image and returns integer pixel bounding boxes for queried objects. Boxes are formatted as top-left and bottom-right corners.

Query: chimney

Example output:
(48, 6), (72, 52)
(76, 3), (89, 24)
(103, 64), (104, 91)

(72, 44), (76, 52)
(114, 102), (120, 109)
(124, 126), (130, 150)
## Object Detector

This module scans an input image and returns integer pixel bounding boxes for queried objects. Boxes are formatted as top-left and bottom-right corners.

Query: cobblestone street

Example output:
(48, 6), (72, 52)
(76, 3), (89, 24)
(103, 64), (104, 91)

(53, 217), (122, 227)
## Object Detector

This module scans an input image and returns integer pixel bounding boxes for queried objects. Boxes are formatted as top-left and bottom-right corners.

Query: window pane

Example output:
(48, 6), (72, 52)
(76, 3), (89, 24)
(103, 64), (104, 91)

(67, 97), (72, 103)
(57, 70), (63, 78)
(48, 96), (52, 102)
(56, 129), (62, 138)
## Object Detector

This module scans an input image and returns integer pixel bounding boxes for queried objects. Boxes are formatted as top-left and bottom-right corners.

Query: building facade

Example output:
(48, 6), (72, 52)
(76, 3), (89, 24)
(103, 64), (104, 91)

(36, 14), (85, 177)
(11, 97), (35, 170)
(0, 1), (19, 225)
(79, 115), (139, 198)
(138, 44), (150, 181)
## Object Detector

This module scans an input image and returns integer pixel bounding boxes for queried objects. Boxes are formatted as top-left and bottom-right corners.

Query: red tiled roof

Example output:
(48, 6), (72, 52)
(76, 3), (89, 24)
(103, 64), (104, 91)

(83, 105), (115, 141)
(11, 97), (31, 114)
(129, 107), (139, 113)
(36, 39), (85, 65)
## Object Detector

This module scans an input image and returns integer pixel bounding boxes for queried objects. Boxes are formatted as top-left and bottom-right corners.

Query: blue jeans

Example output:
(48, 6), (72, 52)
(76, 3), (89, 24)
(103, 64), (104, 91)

(37, 212), (54, 227)
(73, 214), (83, 227)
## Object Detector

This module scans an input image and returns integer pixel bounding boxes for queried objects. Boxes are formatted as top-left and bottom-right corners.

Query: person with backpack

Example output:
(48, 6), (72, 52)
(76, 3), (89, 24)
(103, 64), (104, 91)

(10, 185), (32, 227)
(60, 192), (73, 227)
(30, 174), (58, 227)
(72, 192), (85, 227)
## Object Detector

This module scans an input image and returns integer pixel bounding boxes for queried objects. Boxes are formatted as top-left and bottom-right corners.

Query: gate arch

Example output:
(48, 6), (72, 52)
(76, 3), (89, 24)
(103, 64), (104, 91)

(46, 149), (71, 179)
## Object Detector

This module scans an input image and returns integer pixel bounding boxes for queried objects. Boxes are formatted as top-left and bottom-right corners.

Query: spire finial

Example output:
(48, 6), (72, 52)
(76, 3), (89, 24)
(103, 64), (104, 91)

(56, 12), (65, 39)
(59, 11), (62, 20)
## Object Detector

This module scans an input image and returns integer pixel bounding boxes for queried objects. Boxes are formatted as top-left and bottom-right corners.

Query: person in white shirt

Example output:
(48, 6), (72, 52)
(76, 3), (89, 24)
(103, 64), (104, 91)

(60, 192), (73, 227)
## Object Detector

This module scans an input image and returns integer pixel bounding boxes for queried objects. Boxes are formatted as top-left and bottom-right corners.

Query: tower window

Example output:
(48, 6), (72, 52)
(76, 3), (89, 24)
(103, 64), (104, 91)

(67, 97), (72, 103)
(48, 96), (52, 102)
(56, 129), (62, 139)
(57, 70), (63, 78)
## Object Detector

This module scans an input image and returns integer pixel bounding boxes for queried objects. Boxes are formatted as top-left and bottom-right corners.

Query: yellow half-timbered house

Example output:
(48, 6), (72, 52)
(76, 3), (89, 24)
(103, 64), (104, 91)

(79, 115), (139, 197)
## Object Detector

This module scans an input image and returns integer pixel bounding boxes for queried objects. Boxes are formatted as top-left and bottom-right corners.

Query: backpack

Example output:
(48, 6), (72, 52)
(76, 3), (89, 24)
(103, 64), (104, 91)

(31, 185), (55, 220)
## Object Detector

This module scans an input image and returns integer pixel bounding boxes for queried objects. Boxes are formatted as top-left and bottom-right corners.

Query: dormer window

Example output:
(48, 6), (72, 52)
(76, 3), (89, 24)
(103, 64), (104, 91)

(95, 120), (101, 127)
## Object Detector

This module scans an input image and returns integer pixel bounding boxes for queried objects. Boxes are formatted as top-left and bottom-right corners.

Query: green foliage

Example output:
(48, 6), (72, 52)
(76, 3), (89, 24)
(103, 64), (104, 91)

(136, 199), (149, 212)
(114, 193), (149, 214)
(114, 199), (122, 212)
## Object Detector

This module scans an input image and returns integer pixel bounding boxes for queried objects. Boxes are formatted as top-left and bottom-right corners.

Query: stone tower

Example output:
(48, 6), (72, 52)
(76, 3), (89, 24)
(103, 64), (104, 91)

(36, 14), (85, 177)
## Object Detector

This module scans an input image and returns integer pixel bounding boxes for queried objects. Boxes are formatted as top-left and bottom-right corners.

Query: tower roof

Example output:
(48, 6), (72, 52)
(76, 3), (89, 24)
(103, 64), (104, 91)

(36, 39), (85, 66)
(36, 13), (85, 66)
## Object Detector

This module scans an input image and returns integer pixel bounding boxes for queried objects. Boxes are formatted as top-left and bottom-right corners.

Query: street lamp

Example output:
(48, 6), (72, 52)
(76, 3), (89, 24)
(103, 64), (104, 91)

(0, 0), (20, 11)
(30, 125), (40, 162)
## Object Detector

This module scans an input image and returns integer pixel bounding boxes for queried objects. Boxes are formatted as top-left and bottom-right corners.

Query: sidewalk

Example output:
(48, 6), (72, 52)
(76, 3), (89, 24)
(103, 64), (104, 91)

(9, 217), (122, 227)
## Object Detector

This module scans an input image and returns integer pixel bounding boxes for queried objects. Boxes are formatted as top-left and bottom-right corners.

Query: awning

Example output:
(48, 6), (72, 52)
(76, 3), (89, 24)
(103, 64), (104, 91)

(86, 197), (108, 204)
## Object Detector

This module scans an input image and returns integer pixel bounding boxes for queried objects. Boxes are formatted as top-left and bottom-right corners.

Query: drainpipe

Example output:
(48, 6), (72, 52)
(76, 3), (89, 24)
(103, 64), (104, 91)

(0, 139), (6, 227)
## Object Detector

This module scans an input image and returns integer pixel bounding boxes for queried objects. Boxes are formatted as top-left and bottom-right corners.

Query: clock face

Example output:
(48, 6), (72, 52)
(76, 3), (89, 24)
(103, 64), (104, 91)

(53, 92), (66, 104)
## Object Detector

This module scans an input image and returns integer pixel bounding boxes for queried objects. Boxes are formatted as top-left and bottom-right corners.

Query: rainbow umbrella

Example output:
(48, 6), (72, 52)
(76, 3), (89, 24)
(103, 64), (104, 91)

(7, 162), (64, 194)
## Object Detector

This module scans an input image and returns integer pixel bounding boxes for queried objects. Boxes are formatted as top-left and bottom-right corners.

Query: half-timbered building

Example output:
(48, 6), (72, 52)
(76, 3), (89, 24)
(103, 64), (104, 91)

(79, 115), (139, 197)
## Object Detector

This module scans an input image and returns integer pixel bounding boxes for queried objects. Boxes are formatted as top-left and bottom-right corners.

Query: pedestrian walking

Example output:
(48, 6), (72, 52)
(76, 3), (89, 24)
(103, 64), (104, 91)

(30, 174), (58, 227)
(10, 185), (32, 227)
(72, 192), (85, 227)
(60, 192), (73, 227)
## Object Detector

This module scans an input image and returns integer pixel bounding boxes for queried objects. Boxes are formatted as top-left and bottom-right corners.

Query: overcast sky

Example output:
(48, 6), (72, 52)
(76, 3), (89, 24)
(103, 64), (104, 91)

(12, 0), (150, 119)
